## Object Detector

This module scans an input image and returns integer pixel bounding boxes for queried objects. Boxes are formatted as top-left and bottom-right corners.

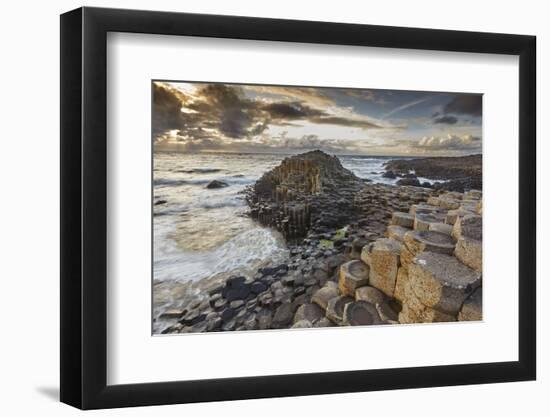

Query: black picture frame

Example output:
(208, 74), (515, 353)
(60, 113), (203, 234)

(60, 6), (536, 410)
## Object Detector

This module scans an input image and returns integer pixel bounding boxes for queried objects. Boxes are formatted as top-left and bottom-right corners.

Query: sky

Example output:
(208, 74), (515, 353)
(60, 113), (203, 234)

(152, 81), (482, 156)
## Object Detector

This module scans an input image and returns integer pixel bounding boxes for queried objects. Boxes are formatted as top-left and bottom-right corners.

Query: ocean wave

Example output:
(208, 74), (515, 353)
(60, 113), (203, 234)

(154, 227), (288, 283)
(174, 168), (223, 174)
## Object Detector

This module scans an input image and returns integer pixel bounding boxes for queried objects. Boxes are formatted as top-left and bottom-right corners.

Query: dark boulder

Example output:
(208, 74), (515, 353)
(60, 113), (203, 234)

(206, 180), (229, 189)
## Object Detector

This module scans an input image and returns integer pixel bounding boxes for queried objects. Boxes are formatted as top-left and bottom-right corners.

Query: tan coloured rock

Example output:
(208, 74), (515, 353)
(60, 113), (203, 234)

(465, 190), (482, 200)
(458, 287), (482, 321)
(452, 214), (482, 241)
(391, 212), (415, 228)
(438, 197), (461, 210)
(455, 236), (482, 273)
(393, 267), (410, 303)
(409, 252), (481, 315)
(403, 230), (456, 257)
(361, 238), (402, 297)
(386, 224), (408, 242)
(476, 200), (482, 215)
(355, 286), (385, 305)
(460, 201), (478, 212)
(427, 196), (441, 206)
(338, 260), (369, 296)
(446, 208), (475, 225)
(409, 203), (441, 216)
(414, 212), (447, 231)
(443, 192), (464, 200)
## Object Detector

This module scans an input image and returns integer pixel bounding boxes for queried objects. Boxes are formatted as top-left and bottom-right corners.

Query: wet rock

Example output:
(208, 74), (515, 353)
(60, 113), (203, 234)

(326, 295), (354, 324)
(154, 199), (167, 206)
(220, 308), (236, 323)
(311, 284), (339, 310)
(180, 311), (206, 326)
(338, 260), (369, 296)
(272, 302), (294, 329)
(206, 317), (223, 331)
(361, 238), (402, 297)
(292, 320), (313, 328)
(293, 303), (325, 324)
(342, 301), (383, 326)
(213, 298), (228, 310)
(251, 281), (268, 294)
(458, 287), (482, 321)
(409, 252), (481, 315)
(383, 171), (397, 179)
(355, 285), (385, 305)
(313, 317), (336, 327)
(257, 309), (273, 330)
(376, 302), (399, 322)
(396, 178), (421, 187)
(229, 300), (245, 309)
(206, 179), (229, 189)
(160, 308), (185, 319)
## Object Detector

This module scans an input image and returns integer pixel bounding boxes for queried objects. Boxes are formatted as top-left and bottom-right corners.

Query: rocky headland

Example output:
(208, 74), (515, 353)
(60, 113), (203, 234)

(384, 154), (482, 192)
(159, 151), (482, 334)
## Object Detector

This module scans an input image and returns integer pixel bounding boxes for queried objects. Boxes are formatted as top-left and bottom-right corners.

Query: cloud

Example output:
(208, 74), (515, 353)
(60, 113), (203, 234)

(153, 82), (386, 144)
(415, 134), (481, 151)
(443, 95), (482, 117)
(382, 97), (432, 118)
(261, 101), (325, 120)
(433, 115), (458, 125)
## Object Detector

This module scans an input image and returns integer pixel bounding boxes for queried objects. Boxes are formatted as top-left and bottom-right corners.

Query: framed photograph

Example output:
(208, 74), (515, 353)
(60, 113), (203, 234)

(60, 7), (536, 409)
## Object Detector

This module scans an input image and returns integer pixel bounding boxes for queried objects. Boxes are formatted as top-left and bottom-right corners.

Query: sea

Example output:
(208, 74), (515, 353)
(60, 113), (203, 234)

(152, 152), (432, 329)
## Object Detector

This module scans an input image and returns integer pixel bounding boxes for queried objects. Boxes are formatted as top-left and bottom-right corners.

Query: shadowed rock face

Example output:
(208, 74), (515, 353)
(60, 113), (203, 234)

(247, 150), (365, 239)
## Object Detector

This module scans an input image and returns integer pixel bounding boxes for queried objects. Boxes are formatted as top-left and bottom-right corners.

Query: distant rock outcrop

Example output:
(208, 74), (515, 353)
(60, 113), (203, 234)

(385, 154), (482, 192)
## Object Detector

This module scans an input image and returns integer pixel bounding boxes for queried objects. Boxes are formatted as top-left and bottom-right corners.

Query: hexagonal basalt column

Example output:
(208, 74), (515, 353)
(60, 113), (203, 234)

(338, 260), (369, 297)
(361, 238), (402, 297)
(408, 251), (481, 315)
(400, 230), (456, 270)
(391, 212), (415, 228)
(458, 287), (482, 321)
(342, 301), (383, 326)
(455, 236), (482, 273)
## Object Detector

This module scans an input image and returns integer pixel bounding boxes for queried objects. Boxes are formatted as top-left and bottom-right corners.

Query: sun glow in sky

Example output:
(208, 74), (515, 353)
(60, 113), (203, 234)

(153, 81), (482, 156)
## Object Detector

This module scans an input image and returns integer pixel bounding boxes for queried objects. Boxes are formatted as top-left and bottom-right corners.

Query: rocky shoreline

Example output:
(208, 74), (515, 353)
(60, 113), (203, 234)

(158, 151), (482, 334)
(384, 154), (482, 192)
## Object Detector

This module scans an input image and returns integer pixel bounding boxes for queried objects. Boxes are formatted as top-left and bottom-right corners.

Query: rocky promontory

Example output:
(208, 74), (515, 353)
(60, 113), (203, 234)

(246, 150), (365, 239)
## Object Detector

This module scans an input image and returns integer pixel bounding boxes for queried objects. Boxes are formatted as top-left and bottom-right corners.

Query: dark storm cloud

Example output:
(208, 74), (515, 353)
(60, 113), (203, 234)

(261, 101), (325, 119)
(433, 115), (458, 125)
(443, 95), (482, 117)
(153, 82), (384, 144)
(152, 83), (188, 137)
